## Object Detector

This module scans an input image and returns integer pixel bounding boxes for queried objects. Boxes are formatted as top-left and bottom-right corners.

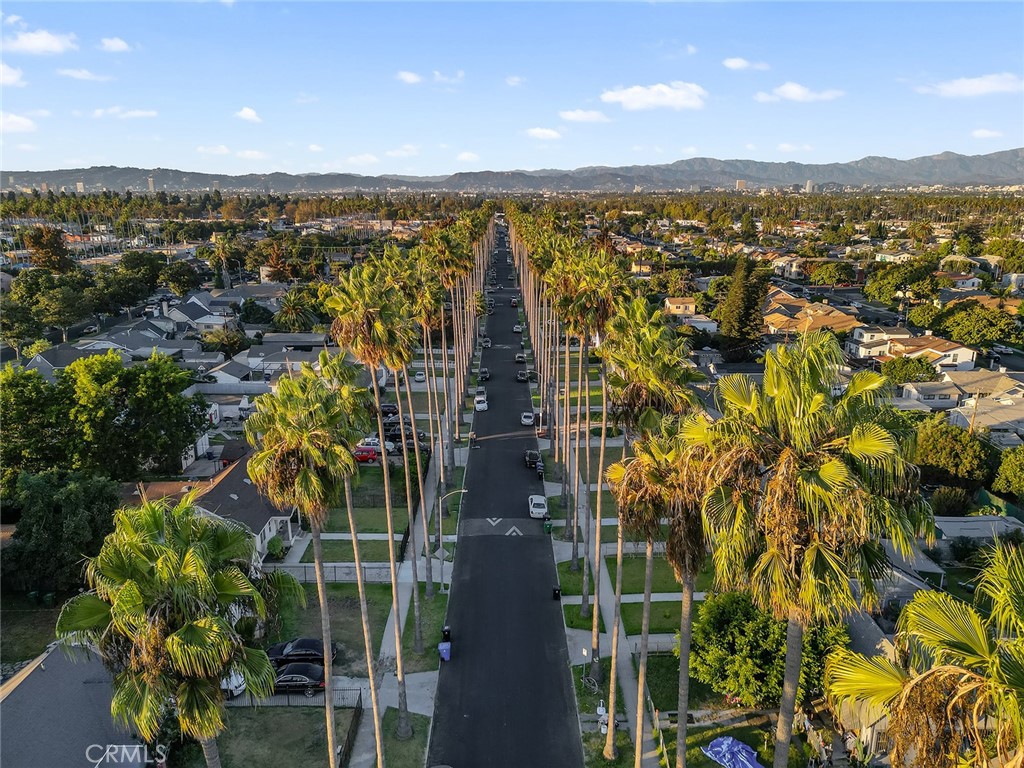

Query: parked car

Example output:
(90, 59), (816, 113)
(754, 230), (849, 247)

(482, 337), (492, 348)
(512, 324), (522, 333)
(220, 671), (246, 699)
(266, 638), (338, 668)
(359, 436), (396, 454)
(515, 352), (527, 364)
(414, 371), (426, 382)
(520, 411), (535, 426)
(385, 427), (427, 442)
(474, 395), (489, 412)
(353, 445), (381, 463)
(524, 449), (540, 468)
(378, 403), (399, 417)
(479, 367), (491, 381)
(510, 297), (518, 307)
(396, 440), (432, 459)
(516, 370), (529, 382)
(82, 325), (99, 334)
(993, 344), (1015, 355)
(528, 495), (548, 519)
(273, 663), (326, 698)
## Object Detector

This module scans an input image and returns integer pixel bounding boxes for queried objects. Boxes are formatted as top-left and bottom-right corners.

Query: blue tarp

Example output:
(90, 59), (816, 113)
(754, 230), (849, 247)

(701, 736), (765, 768)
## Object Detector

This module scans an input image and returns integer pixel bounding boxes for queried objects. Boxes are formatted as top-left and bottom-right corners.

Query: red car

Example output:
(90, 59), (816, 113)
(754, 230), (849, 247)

(353, 445), (381, 463)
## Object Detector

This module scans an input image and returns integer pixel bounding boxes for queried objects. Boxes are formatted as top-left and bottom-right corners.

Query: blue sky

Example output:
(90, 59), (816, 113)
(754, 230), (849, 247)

(2, 2), (1022, 176)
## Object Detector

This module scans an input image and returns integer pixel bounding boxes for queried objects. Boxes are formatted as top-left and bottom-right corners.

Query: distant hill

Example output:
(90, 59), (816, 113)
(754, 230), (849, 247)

(7, 149), (1022, 194)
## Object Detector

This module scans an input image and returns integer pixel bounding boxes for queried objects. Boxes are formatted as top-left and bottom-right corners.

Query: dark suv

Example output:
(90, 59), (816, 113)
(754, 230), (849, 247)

(479, 368), (491, 382)
(524, 449), (540, 468)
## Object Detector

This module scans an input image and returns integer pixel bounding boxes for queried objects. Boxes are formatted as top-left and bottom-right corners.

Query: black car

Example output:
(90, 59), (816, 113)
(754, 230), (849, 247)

(385, 427), (428, 442)
(267, 637), (338, 667)
(479, 368), (490, 381)
(378, 403), (399, 417)
(273, 663), (326, 698)
(516, 370), (529, 382)
(524, 449), (540, 468)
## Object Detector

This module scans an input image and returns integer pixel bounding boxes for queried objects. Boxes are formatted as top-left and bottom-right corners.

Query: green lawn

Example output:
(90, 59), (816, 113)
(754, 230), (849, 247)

(401, 585), (449, 673)
(557, 557), (587, 595)
(925, 566), (981, 605)
(547, 494), (567, 520)
(325, 505), (406, 534)
(664, 722), (813, 768)
(574, 658), (625, 717)
(620, 600), (682, 636)
(564, 602), (605, 632)
(643, 653), (719, 712)
(0, 593), (61, 663)
(211, 707), (357, 768)
(584, 729), (634, 768)
(272, 582), (392, 676)
(382, 708), (430, 768)
(301, 538), (396, 563)
(605, 557), (715, 595)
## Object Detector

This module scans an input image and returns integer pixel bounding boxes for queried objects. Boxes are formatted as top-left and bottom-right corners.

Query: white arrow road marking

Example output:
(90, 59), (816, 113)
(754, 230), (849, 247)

(487, 517), (503, 526)
(505, 526), (523, 537)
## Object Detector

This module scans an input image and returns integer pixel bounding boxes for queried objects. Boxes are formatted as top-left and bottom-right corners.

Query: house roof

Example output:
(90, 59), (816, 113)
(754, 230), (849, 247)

(170, 302), (212, 322)
(209, 360), (255, 381)
(902, 380), (963, 398)
(0, 646), (144, 768)
(943, 369), (1024, 397)
(195, 456), (291, 534)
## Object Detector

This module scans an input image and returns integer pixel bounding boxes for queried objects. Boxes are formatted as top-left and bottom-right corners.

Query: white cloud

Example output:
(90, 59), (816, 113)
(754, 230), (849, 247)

(433, 69), (464, 85)
(559, 109), (610, 123)
(1, 111), (35, 133)
(601, 81), (708, 111)
(916, 72), (1024, 98)
(723, 57), (769, 71)
(235, 106), (261, 123)
(972, 128), (1003, 139)
(778, 142), (813, 152)
(457, 151), (479, 162)
(347, 153), (379, 166)
(1, 61), (25, 87)
(3, 28), (77, 54)
(294, 92), (318, 104)
(527, 127), (561, 140)
(4, 15), (23, 26)
(308, 143), (324, 152)
(396, 70), (422, 84)
(99, 37), (130, 53)
(755, 82), (843, 103)
(236, 149), (267, 160)
(385, 143), (418, 158)
(93, 106), (156, 119)
(686, 44), (698, 55)
(58, 68), (112, 81)
(505, 75), (524, 87)
(197, 144), (231, 155)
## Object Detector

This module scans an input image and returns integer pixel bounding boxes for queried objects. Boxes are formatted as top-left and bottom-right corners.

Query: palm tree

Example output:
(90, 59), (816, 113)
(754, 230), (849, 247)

(687, 331), (932, 768)
(56, 497), (303, 768)
(328, 264), (417, 740)
(825, 544), (1024, 768)
(245, 368), (361, 767)
(273, 287), (318, 332)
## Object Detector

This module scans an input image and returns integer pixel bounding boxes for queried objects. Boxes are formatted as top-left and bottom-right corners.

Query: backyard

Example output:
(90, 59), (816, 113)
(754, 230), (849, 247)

(0, 593), (62, 664)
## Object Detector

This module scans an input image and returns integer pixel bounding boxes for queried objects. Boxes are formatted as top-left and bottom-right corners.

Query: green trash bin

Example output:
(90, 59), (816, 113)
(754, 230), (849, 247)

(543, 518), (552, 534)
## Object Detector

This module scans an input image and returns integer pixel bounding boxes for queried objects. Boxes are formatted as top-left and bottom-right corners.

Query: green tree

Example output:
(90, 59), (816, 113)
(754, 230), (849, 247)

(914, 415), (999, 489)
(932, 300), (1021, 347)
(24, 225), (75, 272)
(56, 498), (303, 768)
(22, 339), (52, 359)
(118, 250), (165, 293)
(272, 288), (318, 332)
(36, 285), (94, 341)
(906, 303), (940, 328)
(685, 331), (931, 768)
(201, 328), (251, 357)
(809, 261), (855, 287)
(0, 298), (43, 359)
(880, 356), (940, 385)
(689, 591), (849, 708)
(1, 470), (118, 592)
(239, 298), (274, 325)
(864, 260), (936, 305)
(87, 265), (148, 316)
(161, 261), (202, 296)
(825, 545), (1024, 768)
(992, 445), (1024, 502)
(717, 256), (766, 361)
(738, 212), (757, 242)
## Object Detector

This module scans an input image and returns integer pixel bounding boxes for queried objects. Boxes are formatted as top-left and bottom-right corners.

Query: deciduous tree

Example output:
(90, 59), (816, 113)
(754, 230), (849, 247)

(24, 225), (75, 272)
(914, 415), (998, 489)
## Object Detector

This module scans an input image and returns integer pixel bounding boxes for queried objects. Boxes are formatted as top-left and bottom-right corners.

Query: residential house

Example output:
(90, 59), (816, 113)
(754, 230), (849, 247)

(663, 297), (697, 316)
(25, 345), (133, 383)
(886, 334), (977, 372)
(663, 296), (719, 333)
(843, 325), (914, 359)
(237, 348), (323, 378)
(934, 271), (982, 290)
(899, 380), (963, 410)
(194, 456), (301, 560)
(206, 359), (262, 385)
(762, 296), (861, 336)
(771, 255), (805, 280)
(874, 251), (914, 264)
(949, 394), (1024, 448)
(0, 646), (145, 768)
(629, 258), (655, 277)
(166, 301), (238, 335)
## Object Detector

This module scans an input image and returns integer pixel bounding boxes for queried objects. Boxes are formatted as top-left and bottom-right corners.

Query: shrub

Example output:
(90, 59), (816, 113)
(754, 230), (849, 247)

(930, 485), (971, 516)
(265, 535), (285, 560)
(948, 535), (980, 564)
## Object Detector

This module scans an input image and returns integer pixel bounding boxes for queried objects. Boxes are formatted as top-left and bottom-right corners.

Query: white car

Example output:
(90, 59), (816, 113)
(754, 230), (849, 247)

(474, 395), (489, 412)
(414, 371), (426, 382)
(220, 671), (246, 699)
(512, 324), (522, 333)
(528, 495), (548, 519)
(520, 411), (535, 426)
(993, 345), (1014, 355)
(83, 325), (99, 334)
(360, 436), (396, 454)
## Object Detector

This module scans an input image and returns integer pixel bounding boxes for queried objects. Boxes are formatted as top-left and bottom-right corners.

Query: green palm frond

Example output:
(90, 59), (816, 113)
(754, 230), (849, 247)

(110, 580), (147, 635)
(716, 373), (760, 414)
(174, 677), (226, 741)
(111, 670), (172, 742)
(825, 647), (909, 710)
(232, 645), (276, 700)
(55, 593), (112, 636)
(165, 617), (235, 678)
(899, 590), (997, 669)
(213, 567), (266, 618)
(976, 544), (1024, 638)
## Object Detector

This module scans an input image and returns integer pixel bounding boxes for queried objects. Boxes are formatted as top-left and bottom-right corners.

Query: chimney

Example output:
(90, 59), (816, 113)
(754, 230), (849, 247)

(924, 329), (933, 336)
(161, 299), (170, 317)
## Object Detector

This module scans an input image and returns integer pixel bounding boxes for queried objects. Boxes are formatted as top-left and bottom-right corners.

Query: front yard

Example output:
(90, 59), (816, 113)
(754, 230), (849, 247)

(203, 707), (359, 768)
(0, 593), (62, 663)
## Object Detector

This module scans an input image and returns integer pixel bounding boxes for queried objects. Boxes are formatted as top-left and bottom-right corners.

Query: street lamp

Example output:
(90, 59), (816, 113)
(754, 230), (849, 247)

(435, 488), (467, 595)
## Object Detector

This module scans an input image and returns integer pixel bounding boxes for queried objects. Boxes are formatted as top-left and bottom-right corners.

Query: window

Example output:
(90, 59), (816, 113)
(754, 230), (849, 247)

(938, 394), (951, 400)
(924, 395), (936, 400)
(951, 354), (958, 362)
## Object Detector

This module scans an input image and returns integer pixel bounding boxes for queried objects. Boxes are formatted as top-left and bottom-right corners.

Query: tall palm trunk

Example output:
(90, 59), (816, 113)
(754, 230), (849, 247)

(634, 537), (655, 768)
(402, 363), (433, 600)
(370, 377), (413, 740)
(675, 575), (695, 768)
(588, 362), (608, 682)
(451, 288), (464, 440)
(603, 506), (627, 760)
(580, 341), (593, 618)
(773, 611), (804, 768)
(344, 479), (385, 768)
(441, 316), (455, 485)
(423, 326), (444, 491)
(199, 737), (222, 768)
(561, 334), (572, 536)
(570, 338), (585, 569)
(394, 372), (423, 654)
(309, 520), (340, 767)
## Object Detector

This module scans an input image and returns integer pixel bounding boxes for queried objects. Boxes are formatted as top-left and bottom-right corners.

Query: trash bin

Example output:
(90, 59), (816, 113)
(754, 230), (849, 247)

(552, 585), (561, 600)
(442, 626), (451, 643)
(544, 521), (552, 534)
(438, 641), (451, 662)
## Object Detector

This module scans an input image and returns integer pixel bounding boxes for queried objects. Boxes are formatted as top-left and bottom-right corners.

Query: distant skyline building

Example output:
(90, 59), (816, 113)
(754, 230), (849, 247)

(148, 176), (156, 194)
(40, 182), (48, 194)
(76, 181), (85, 194)
(212, 180), (220, 192)
(736, 180), (747, 191)
(805, 179), (816, 194)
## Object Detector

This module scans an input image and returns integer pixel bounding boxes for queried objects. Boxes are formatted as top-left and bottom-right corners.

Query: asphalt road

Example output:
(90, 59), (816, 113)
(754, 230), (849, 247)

(427, 230), (584, 768)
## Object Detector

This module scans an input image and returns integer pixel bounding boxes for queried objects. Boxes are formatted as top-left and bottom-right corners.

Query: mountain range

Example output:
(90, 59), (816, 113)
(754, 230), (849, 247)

(7, 149), (1023, 194)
